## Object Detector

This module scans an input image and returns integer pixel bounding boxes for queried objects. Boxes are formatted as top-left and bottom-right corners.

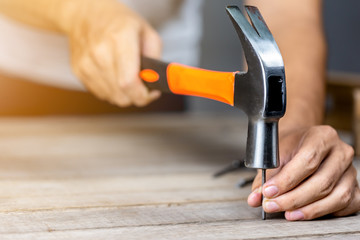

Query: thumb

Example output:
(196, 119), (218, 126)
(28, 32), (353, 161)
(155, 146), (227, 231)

(252, 170), (263, 191)
(248, 168), (283, 207)
(141, 25), (162, 59)
(252, 168), (282, 191)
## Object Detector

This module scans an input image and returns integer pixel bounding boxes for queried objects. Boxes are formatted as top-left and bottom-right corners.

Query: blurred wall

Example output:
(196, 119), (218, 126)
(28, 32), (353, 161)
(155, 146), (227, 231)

(324, 0), (360, 73)
(186, 0), (244, 113)
(188, 0), (360, 112)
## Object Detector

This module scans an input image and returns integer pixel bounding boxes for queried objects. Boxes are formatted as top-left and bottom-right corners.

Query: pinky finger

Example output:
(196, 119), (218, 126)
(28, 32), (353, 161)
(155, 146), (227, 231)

(333, 182), (360, 217)
(285, 166), (357, 221)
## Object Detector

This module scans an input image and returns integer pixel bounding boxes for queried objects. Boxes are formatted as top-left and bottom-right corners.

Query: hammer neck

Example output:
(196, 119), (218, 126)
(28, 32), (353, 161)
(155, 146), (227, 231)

(245, 119), (279, 169)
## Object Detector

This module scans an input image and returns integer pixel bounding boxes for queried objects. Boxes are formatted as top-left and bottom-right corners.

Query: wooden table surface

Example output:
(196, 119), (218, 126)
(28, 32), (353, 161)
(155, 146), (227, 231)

(0, 114), (359, 240)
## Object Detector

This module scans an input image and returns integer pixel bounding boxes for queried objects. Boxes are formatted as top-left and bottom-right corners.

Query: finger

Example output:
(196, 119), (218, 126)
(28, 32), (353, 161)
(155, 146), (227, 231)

(333, 181), (360, 217)
(263, 143), (354, 213)
(141, 24), (162, 59)
(74, 55), (112, 101)
(248, 128), (299, 208)
(247, 185), (262, 207)
(81, 51), (134, 106)
(248, 167), (282, 207)
(284, 166), (357, 221)
(262, 126), (338, 199)
(112, 29), (153, 107)
(88, 41), (134, 107)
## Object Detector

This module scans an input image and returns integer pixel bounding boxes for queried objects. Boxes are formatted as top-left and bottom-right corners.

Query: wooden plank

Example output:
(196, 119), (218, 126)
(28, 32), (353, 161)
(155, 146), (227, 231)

(0, 201), (260, 233)
(0, 181), (251, 212)
(0, 216), (359, 240)
(0, 114), (358, 240)
(0, 115), (248, 178)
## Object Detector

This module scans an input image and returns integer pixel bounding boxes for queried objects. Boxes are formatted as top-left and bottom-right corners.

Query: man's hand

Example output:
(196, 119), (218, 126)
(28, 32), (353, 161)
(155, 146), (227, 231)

(247, 125), (360, 220)
(0, 0), (162, 107)
(62, 0), (161, 107)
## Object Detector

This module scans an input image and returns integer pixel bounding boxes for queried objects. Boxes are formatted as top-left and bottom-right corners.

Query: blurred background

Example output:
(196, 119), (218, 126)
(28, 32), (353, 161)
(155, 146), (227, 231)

(0, 0), (359, 119)
(192, 0), (360, 114)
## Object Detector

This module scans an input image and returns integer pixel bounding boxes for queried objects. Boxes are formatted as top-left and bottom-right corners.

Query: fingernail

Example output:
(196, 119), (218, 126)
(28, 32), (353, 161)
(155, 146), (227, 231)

(248, 191), (257, 202)
(247, 188), (260, 205)
(263, 186), (279, 198)
(288, 210), (305, 221)
(264, 200), (280, 212)
(249, 188), (260, 199)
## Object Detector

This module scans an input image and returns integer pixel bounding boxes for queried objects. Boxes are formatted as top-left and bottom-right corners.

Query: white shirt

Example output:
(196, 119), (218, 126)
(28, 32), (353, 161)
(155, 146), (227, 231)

(0, 0), (203, 90)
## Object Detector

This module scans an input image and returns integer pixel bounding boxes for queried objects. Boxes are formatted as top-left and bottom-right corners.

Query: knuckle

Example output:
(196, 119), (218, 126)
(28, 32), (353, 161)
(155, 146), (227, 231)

(349, 166), (358, 180)
(286, 196), (301, 210)
(339, 187), (353, 206)
(317, 176), (334, 197)
(91, 44), (110, 66)
(303, 150), (319, 172)
(302, 208), (318, 220)
(332, 211), (342, 217)
(321, 125), (338, 138)
(281, 172), (296, 189)
(118, 79), (133, 90)
(344, 144), (355, 161)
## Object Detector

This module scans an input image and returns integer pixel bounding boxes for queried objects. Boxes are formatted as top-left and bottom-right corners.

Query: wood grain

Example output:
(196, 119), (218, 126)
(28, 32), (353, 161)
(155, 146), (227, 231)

(0, 114), (358, 239)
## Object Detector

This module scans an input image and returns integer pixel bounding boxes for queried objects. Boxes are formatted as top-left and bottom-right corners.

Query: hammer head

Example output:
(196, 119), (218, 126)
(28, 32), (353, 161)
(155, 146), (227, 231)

(226, 6), (286, 169)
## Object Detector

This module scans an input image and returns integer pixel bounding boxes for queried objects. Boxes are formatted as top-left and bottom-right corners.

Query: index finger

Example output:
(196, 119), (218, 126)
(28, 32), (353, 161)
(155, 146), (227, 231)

(262, 126), (338, 198)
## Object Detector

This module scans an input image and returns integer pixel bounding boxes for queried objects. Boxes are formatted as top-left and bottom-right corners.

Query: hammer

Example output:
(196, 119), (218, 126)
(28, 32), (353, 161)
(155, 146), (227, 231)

(140, 5), (286, 220)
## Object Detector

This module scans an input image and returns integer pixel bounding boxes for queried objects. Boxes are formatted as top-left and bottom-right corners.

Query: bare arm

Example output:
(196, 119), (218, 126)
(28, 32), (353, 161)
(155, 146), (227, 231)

(0, 0), (66, 31)
(247, 0), (360, 220)
(0, 0), (162, 107)
(250, 0), (326, 128)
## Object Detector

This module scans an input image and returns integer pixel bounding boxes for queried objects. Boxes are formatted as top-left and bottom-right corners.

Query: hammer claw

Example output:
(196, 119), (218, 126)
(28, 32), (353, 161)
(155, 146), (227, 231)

(245, 6), (273, 40)
(226, 6), (259, 44)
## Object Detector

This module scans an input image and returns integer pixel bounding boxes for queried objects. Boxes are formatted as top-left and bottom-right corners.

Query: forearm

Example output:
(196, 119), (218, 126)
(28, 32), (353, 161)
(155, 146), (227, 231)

(0, 0), (120, 34)
(247, 0), (327, 129)
(0, 0), (67, 31)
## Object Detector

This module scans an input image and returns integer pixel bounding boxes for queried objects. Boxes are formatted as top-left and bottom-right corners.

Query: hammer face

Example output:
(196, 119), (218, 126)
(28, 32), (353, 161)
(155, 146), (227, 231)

(226, 6), (286, 170)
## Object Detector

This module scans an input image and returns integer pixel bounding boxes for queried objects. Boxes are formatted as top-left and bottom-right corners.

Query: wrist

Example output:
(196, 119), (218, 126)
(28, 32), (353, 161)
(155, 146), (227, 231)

(280, 108), (323, 137)
(55, 0), (120, 34)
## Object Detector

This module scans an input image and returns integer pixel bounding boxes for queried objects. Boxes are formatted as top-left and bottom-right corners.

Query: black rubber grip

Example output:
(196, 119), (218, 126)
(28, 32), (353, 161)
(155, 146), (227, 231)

(140, 56), (172, 93)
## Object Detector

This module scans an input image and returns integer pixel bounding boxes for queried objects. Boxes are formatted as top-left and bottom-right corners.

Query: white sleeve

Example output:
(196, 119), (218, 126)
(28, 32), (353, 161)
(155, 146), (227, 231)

(0, 15), (85, 91)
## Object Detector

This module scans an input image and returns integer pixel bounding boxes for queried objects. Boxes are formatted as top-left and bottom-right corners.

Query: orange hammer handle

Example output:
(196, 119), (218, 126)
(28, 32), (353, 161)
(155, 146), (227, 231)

(140, 57), (236, 106)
